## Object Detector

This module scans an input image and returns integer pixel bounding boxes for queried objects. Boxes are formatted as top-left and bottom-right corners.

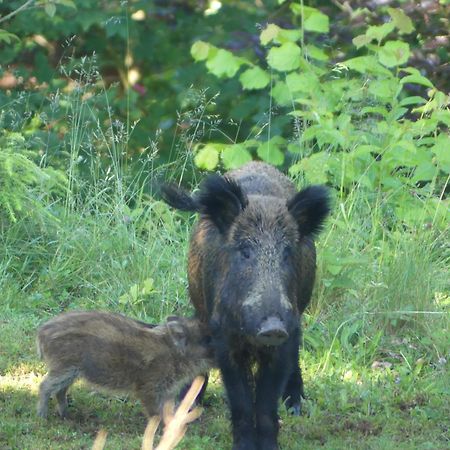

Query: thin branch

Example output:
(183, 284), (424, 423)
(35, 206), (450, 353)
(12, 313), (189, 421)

(0, 0), (36, 25)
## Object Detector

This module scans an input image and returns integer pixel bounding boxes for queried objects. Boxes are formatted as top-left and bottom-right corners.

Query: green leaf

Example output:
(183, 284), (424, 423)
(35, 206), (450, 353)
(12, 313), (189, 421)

(399, 96), (427, 107)
(388, 8), (414, 34)
(352, 34), (372, 49)
(44, 3), (56, 17)
(343, 56), (392, 76)
(191, 41), (211, 61)
(286, 72), (319, 94)
(194, 145), (220, 170)
(365, 23), (395, 43)
(256, 137), (285, 166)
(306, 45), (329, 61)
(412, 162), (437, 182)
(289, 151), (329, 183)
(400, 74), (433, 88)
(378, 41), (410, 68)
(0, 30), (20, 44)
(221, 144), (253, 169)
(260, 24), (280, 45)
(206, 49), (242, 78)
(271, 81), (291, 106)
(304, 10), (329, 33)
(432, 134), (450, 172)
(277, 28), (302, 43)
(290, 5), (329, 33)
(267, 42), (301, 72)
(368, 79), (398, 100)
(239, 67), (270, 90)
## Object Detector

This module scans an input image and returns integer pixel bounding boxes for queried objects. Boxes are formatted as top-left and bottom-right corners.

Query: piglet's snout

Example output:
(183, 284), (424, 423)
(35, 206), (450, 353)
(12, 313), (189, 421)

(256, 316), (288, 346)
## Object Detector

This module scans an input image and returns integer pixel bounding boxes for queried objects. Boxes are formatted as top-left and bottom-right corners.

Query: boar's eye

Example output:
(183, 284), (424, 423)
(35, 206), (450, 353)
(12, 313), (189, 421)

(239, 245), (253, 260)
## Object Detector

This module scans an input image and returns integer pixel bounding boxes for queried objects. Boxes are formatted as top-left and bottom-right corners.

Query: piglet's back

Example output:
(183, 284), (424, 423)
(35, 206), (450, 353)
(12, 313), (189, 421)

(37, 312), (165, 368)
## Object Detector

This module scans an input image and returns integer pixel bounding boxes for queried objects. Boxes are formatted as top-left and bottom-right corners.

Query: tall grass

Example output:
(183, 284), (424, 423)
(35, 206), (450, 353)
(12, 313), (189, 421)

(0, 56), (448, 365)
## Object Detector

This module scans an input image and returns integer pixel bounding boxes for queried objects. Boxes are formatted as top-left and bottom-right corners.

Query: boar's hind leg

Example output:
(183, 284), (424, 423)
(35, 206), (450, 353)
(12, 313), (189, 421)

(37, 370), (77, 418)
(255, 345), (293, 450)
(282, 327), (304, 416)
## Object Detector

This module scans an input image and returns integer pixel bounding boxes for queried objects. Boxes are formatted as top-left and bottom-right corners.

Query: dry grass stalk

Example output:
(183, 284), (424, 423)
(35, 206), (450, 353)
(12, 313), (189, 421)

(91, 429), (108, 450)
(143, 375), (205, 450)
(91, 376), (205, 450)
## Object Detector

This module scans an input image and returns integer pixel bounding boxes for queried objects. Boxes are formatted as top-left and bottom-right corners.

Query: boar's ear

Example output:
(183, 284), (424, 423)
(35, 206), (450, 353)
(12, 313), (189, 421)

(166, 320), (188, 352)
(196, 174), (248, 234)
(287, 185), (331, 237)
(160, 183), (199, 212)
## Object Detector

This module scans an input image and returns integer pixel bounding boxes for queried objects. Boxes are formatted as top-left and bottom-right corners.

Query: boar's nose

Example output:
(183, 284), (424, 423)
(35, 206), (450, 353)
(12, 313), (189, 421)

(256, 316), (288, 346)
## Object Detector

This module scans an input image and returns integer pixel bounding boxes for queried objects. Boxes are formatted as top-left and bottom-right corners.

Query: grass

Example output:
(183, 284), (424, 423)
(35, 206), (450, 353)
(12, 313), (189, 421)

(0, 165), (449, 450)
(0, 307), (448, 449)
(0, 60), (449, 449)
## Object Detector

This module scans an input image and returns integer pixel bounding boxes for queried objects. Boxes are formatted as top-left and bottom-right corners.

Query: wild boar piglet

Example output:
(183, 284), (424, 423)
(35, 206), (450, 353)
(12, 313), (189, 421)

(36, 311), (213, 418)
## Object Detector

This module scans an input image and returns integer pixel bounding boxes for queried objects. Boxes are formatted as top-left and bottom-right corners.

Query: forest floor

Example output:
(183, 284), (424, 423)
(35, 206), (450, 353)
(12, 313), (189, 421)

(1, 308), (448, 450)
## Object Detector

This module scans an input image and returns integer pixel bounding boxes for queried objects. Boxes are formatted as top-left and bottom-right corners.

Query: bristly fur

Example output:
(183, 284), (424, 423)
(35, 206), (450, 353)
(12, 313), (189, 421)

(287, 185), (331, 237)
(160, 183), (199, 212)
(196, 175), (248, 234)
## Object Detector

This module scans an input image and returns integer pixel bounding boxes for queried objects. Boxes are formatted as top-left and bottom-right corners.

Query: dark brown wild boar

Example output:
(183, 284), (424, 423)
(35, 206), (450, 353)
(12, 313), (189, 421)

(161, 161), (331, 450)
(37, 311), (213, 419)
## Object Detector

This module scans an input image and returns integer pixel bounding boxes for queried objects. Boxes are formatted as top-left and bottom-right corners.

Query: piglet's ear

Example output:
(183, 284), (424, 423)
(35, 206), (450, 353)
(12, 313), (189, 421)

(196, 174), (248, 234)
(166, 320), (187, 353)
(287, 185), (331, 237)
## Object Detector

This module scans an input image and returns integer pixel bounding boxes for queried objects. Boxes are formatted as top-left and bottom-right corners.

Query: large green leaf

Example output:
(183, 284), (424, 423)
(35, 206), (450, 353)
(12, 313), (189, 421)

(378, 41), (410, 68)
(239, 67), (270, 90)
(388, 8), (414, 34)
(194, 144), (220, 170)
(206, 49), (242, 78)
(267, 42), (301, 72)
(290, 5), (329, 33)
(221, 144), (253, 169)
(191, 41), (211, 61)
(432, 134), (450, 172)
(256, 137), (285, 166)
(286, 72), (319, 94)
(342, 56), (392, 76)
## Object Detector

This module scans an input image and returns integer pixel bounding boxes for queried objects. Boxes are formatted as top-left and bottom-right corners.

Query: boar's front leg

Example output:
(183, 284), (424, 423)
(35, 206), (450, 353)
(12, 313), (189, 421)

(282, 326), (304, 415)
(217, 345), (256, 450)
(255, 342), (294, 450)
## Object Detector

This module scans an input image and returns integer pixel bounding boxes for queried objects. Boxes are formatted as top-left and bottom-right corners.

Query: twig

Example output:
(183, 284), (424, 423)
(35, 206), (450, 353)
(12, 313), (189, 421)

(0, 0), (36, 25)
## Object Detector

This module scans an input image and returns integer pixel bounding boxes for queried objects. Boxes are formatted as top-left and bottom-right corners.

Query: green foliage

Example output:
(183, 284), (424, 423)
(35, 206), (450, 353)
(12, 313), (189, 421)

(0, 130), (66, 222)
(189, 6), (449, 230)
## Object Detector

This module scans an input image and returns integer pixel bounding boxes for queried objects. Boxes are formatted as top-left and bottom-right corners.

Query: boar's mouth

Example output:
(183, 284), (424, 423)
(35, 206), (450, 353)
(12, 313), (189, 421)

(254, 316), (288, 346)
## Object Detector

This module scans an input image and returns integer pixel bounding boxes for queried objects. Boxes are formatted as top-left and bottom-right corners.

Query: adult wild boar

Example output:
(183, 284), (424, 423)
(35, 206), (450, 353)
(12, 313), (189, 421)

(161, 161), (330, 450)
(37, 311), (213, 419)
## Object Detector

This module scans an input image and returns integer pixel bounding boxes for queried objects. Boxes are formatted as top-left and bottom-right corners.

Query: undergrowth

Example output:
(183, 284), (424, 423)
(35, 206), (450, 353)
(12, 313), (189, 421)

(0, 32), (449, 450)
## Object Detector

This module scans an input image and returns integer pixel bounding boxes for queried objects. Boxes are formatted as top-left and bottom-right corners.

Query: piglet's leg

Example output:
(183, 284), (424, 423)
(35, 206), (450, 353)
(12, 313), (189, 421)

(218, 348), (256, 450)
(55, 386), (70, 418)
(137, 388), (160, 418)
(38, 370), (77, 418)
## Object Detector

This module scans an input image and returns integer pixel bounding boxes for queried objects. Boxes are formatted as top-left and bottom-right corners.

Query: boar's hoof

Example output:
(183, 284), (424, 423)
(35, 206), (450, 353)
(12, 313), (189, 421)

(256, 317), (288, 346)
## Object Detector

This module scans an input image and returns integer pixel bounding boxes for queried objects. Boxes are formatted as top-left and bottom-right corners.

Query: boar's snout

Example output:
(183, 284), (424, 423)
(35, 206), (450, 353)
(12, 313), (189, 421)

(256, 316), (288, 346)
